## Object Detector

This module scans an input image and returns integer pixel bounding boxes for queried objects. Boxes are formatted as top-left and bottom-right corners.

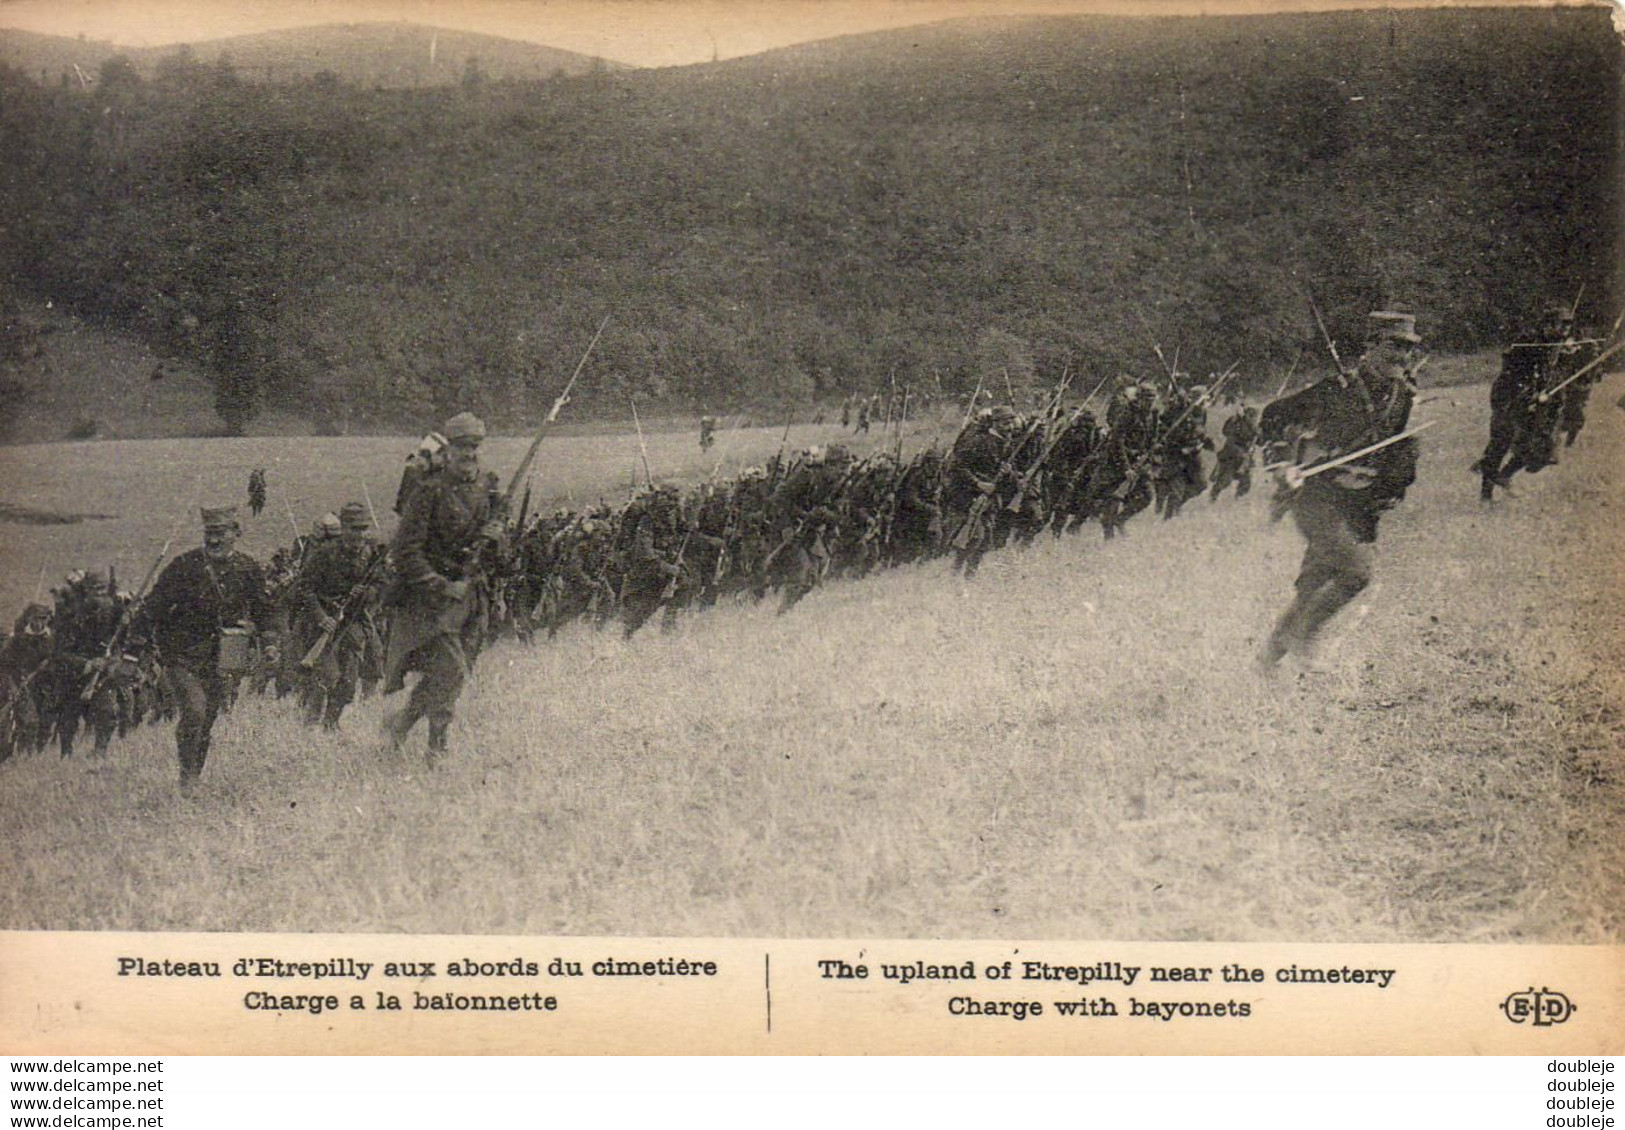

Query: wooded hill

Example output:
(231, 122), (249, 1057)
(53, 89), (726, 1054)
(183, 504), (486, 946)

(0, 7), (1617, 434)
(0, 24), (618, 89)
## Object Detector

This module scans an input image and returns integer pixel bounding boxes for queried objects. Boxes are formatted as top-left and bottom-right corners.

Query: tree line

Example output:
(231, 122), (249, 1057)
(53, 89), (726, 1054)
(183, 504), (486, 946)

(0, 8), (1616, 434)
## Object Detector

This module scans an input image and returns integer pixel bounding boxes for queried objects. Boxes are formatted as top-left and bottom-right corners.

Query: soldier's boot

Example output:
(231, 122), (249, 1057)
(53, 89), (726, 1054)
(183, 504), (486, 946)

(91, 719), (114, 760)
(320, 699), (345, 732)
(425, 716), (451, 765)
(381, 702), (421, 750)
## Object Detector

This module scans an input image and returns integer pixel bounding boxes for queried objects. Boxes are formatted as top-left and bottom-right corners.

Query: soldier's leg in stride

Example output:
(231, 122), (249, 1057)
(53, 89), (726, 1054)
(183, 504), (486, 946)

(390, 635), (465, 755)
(1263, 501), (1371, 665)
(1561, 390), (1587, 447)
(777, 549), (816, 613)
(86, 688), (118, 758)
(1477, 406), (1517, 499)
(169, 665), (218, 786)
(320, 647), (360, 731)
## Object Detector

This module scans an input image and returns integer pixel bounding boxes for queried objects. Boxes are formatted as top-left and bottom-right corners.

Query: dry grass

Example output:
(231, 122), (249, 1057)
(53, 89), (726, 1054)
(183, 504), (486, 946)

(0, 365), (1620, 943)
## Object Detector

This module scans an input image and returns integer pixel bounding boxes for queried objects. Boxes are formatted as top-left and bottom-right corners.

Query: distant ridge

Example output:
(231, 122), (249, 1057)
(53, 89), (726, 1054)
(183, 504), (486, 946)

(0, 22), (625, 88)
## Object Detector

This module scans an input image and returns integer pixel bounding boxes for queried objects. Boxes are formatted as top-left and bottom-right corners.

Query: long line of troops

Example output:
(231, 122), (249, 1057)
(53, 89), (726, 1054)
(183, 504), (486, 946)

(0, 303), (1612, 786)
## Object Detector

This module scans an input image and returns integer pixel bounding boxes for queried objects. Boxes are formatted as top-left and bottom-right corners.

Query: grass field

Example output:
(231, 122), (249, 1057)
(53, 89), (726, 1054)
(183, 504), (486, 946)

(0, 362), (1620, 943)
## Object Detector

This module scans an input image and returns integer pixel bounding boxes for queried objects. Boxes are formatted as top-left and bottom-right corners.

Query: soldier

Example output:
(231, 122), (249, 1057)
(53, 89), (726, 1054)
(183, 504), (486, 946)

(1257, 311), (1421, 668)
(247, 468), (267, 517)
(1089, 381), (1159, 539)
(1151, 382), (1212, 520)
(699, 414), (717, 452)
(294, 502), (383, 730)
(380, 412), (503, 759)
(855, 399), (871, 434)
(1557, 321), (1603, 448)
(1475, 302), (1574, 501)
(766, 445), (850, 610)
(49, 570), (123, 759)
(943, 407), (1021, 576)
(136, 507), (274, 789)
(615, 484), (685, 638)
(0, 603), (54, 762)
(1209, 405), (1259, 501)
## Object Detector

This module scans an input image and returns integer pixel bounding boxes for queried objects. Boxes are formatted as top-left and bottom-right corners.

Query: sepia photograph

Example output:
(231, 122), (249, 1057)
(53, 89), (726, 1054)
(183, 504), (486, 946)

(0, 0), (1619, 960)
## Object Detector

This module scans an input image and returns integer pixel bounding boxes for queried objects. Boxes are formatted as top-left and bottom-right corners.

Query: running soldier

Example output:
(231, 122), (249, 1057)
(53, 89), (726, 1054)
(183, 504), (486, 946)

(381, 413), (504, 759)
(1209, 405), (1259, 501)
(1475, 302), (1575, 501)
(1257, 311), (1421, 668)
(136, 507), (274, 790)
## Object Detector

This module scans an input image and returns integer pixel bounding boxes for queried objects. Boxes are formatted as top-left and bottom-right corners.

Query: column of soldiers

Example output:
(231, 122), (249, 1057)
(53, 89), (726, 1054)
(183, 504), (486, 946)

(4, 302), (1617, 786)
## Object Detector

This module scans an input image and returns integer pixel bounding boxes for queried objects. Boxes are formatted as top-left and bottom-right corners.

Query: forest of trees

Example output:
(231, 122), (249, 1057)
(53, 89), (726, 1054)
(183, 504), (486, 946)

(0, 8), (1616, 433)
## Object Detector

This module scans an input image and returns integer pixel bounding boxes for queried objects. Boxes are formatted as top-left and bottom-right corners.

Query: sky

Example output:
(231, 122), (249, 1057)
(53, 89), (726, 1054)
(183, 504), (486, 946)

(0, 0), (1583, 68)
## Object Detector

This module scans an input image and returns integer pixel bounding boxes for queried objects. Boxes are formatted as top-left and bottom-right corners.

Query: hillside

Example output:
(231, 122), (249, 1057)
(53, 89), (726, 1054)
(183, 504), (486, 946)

(0, 7), (1617, 436)
(1, 365), (1620, 942)
(0, 23), (619, 88)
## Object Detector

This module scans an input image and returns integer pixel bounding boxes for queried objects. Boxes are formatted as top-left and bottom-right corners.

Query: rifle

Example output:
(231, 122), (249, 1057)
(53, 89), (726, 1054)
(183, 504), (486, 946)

(1539, 340), (1625, 403)
(1309, 296), (1346, 375)
(457, 314), (607, 585)
(1264, 420), (1436, 489)
(1003, 368), (1076, 514)
(80, 535), (173, 704)
(1111, 361), (1239, 497)
(950, 375), (1071, 549)
(300, 542), (390, 671)
(361, 481), (381, 532)
(1271, 352), (1302, 400)
(629, 396), (654, 489)
(761, 456), (869, 572)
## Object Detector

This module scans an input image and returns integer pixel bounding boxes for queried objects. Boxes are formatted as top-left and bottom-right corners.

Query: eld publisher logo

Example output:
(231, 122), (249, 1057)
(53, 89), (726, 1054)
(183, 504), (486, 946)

(1501, 987), (1577, 1027)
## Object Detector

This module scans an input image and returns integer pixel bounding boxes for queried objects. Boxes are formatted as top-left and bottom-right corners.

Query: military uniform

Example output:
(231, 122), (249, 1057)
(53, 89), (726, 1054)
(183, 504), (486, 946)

(1477, 305), (1576, 500)
(382, 413), (500, 757)
(615, 486), (684, 638)
(138, 507), (273, 787)
(49, 572), (124, 759)
(1209, 407), (1259, 500)
(1258, 312), (1420, 666)
(294, 502), (383, 730)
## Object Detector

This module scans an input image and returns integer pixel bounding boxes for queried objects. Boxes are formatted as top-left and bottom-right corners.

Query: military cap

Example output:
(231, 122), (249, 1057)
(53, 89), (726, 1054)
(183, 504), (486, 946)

(1368, 311), (1422, 344)
(825, 444), (852, 463)
(317, 512), (342, 537)
(442, 412), (486, 445)
(201, 505), (240, 531)
(79, 569), (108, 592)
(803, 445), (827, 465)
(338, 501), (370, 529)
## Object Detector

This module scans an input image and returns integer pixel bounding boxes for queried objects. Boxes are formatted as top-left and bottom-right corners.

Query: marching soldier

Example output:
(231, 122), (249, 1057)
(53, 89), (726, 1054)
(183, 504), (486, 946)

(293, 502), (383, 730)
(49, 570), (123, 759)
(615, 484), (685, 638)
(1257, 311), (1422, 668)
(380, 412), (504, 759)
(136, 506), (274, 790)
